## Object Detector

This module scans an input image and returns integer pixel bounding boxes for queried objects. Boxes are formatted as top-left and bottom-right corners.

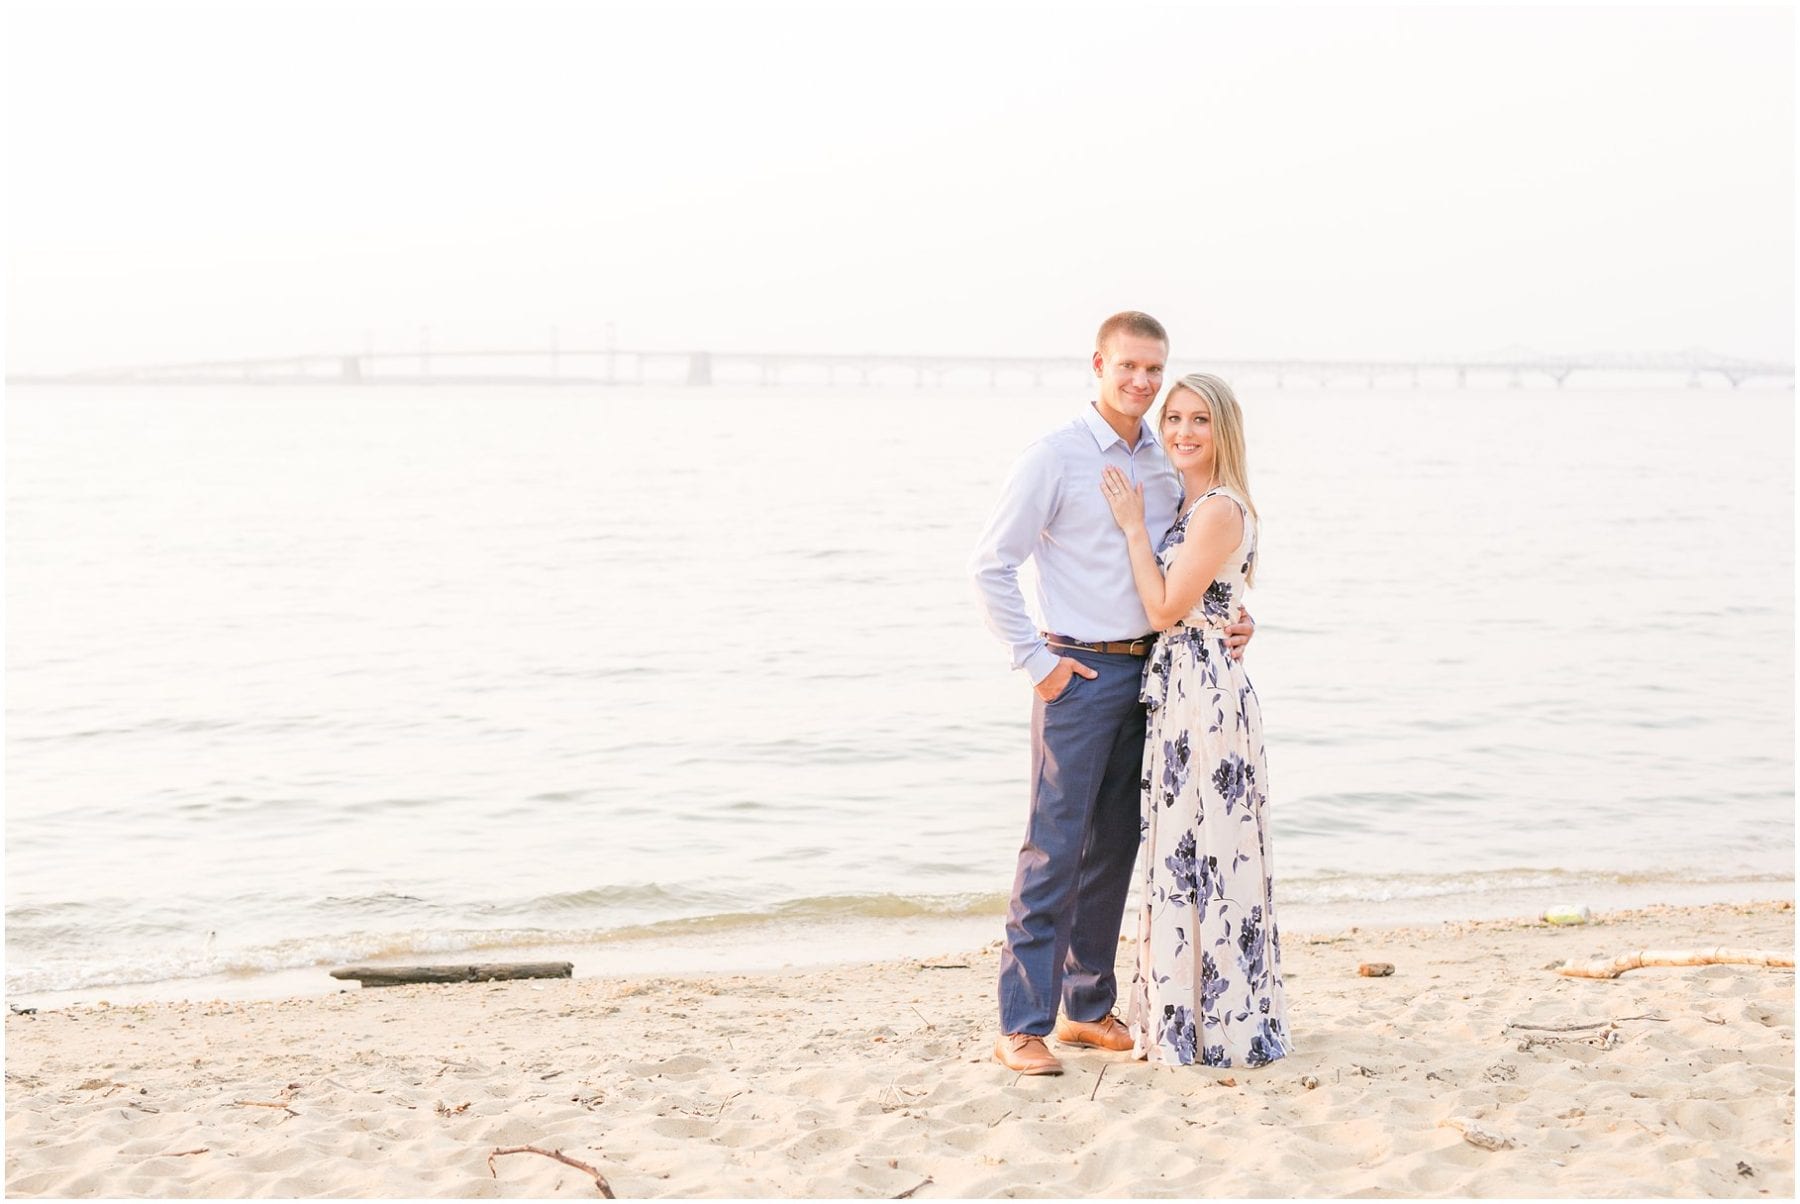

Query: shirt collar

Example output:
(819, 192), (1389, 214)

(1081, 401), (1156, 453)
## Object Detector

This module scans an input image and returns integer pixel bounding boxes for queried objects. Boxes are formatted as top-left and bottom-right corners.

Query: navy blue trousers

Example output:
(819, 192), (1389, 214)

(998, 648), (1147, 1036)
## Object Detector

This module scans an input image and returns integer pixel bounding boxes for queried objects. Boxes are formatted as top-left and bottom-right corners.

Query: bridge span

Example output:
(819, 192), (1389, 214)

(10, 347), (1793, 390)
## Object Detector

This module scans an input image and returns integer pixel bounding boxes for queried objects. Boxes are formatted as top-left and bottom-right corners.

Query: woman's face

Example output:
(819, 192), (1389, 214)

(1161, 388), (1214, 478)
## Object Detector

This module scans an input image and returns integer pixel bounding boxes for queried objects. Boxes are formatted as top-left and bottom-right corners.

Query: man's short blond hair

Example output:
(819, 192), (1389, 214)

(1095, 311), (1168, 355)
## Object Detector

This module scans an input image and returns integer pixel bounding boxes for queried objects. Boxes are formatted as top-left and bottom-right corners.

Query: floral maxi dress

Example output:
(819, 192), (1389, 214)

(1126, 486), (1292, 1068)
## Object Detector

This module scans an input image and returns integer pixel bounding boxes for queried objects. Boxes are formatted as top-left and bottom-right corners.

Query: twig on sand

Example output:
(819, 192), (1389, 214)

(1515, 1029), (1620, 1053)
(1506, 1014), (1667, 1032)
(488, 1145), (615, 1199)
(1558, 948), (1794, 980)
(147, 1148), (209, 1159)
(233, 1099), (299, 1118)
(917, 963), (969, 971)
(877, 1083), (925, 1113)
(894, 1177), (932, 1199)
(911, 1006), (935, 1030)
(1089, 1063), (1108, 1101)
(1441, 1116), (1515, 1151)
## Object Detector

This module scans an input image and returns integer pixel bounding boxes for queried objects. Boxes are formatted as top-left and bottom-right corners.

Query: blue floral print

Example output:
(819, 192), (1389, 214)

(1199, 950), (1228, 1013)
(1201, 580), (1233, 623)
(1165, 831), (1200, 903)
(1160, 1005), (1199, 1063)
(1238, 903), (1267, 983)
(1160, 730), (1192, 808)
(1245, 1018), (1288, 1068)
(1212, 753), (1252, 816)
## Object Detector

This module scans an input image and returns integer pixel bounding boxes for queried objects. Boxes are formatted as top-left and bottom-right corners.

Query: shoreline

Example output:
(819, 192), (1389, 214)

(12, 875), (1793, 1010)
(6, 899), (1793, 1198)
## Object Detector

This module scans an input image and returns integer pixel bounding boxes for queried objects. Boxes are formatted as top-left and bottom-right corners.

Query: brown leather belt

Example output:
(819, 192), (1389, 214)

(1042, 632), (1155, 657)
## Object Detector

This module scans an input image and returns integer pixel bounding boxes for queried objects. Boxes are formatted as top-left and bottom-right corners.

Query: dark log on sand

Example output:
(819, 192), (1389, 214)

(330, 962), (573, 988)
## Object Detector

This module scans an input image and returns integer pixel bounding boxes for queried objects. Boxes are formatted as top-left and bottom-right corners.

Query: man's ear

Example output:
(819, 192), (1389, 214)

(1092, 349), (1104, 377)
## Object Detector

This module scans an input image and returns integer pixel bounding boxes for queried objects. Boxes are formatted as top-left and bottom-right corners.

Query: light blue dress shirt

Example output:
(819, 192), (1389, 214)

(971, 403), (1183, 683)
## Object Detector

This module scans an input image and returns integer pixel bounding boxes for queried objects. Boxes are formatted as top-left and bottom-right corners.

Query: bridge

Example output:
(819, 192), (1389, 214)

(9, 346), (1793, 389)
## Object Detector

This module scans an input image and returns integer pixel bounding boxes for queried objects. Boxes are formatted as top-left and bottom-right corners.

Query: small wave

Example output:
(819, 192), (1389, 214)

(5, 890), (1013, 995)
(12, 871), (1787, 997)
(549, 890), (1013, 939)
(1280, 866), (1792, 906)
(529, 665), (658, 681)
(317, 891), (437, 915)
(491, 882), (742, 916)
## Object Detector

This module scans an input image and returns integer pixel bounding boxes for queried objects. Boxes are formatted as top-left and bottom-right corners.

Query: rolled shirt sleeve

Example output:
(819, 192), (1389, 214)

(970, 441), (1064, 684)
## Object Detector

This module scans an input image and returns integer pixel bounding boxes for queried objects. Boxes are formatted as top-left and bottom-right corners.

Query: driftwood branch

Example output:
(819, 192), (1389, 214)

(233, 1097), (299, 1118)
(894, 1178), (933, 1199)
(1441, 1116), (1515, 1150)
(1558, 948), (1794, 980)
(1506, 1014), (1667, 1032)
(331, 962), (572, 988)
(488, 1145), (615, 1198)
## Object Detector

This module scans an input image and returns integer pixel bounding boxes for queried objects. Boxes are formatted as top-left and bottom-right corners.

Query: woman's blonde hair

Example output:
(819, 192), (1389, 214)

(1161, 372), (1259, 585)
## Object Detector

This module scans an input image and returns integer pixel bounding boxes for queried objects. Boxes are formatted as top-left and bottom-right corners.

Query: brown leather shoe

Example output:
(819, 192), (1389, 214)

(994, 1032), (1064, 1075)
(1053, 1013), (1134, 1052)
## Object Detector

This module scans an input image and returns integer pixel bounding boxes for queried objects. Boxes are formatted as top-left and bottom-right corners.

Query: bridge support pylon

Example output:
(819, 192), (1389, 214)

(687, 352), (712, 386)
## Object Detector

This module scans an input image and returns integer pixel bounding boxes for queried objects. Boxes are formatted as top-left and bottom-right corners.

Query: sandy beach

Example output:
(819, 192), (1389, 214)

(5, 899), (1792, 1198)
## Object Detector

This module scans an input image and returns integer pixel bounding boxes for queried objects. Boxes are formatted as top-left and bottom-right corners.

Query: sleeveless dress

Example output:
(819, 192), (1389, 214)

(1125, 485), (1292, 1068)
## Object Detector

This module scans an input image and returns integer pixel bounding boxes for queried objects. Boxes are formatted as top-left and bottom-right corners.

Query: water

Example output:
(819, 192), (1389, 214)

(6, 383), (1792, 1001)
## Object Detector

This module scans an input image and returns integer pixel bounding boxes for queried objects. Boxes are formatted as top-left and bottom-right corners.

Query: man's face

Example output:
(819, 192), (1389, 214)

(1093, 333), (1167, 426)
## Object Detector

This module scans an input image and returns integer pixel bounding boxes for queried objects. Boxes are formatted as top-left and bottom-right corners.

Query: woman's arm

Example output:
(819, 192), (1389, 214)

(1101, 468), (1243, 630)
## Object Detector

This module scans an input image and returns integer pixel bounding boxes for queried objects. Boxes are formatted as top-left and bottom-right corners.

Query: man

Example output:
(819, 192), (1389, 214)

(970, 311), (1254, 1075)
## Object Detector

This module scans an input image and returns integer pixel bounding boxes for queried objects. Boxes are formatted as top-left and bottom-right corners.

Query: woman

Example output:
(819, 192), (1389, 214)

(1099, 372), (1291, 1068)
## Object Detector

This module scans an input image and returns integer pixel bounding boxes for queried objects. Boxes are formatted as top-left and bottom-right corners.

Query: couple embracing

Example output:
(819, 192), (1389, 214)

(971, 311), (1291, 1075)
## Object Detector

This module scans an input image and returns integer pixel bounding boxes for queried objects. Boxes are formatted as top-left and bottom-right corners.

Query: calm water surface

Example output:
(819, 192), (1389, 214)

(6, 384), (1793, 999)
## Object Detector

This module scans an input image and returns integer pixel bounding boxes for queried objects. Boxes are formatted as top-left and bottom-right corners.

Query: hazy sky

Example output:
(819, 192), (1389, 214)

(5, 2), (1794, 372)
